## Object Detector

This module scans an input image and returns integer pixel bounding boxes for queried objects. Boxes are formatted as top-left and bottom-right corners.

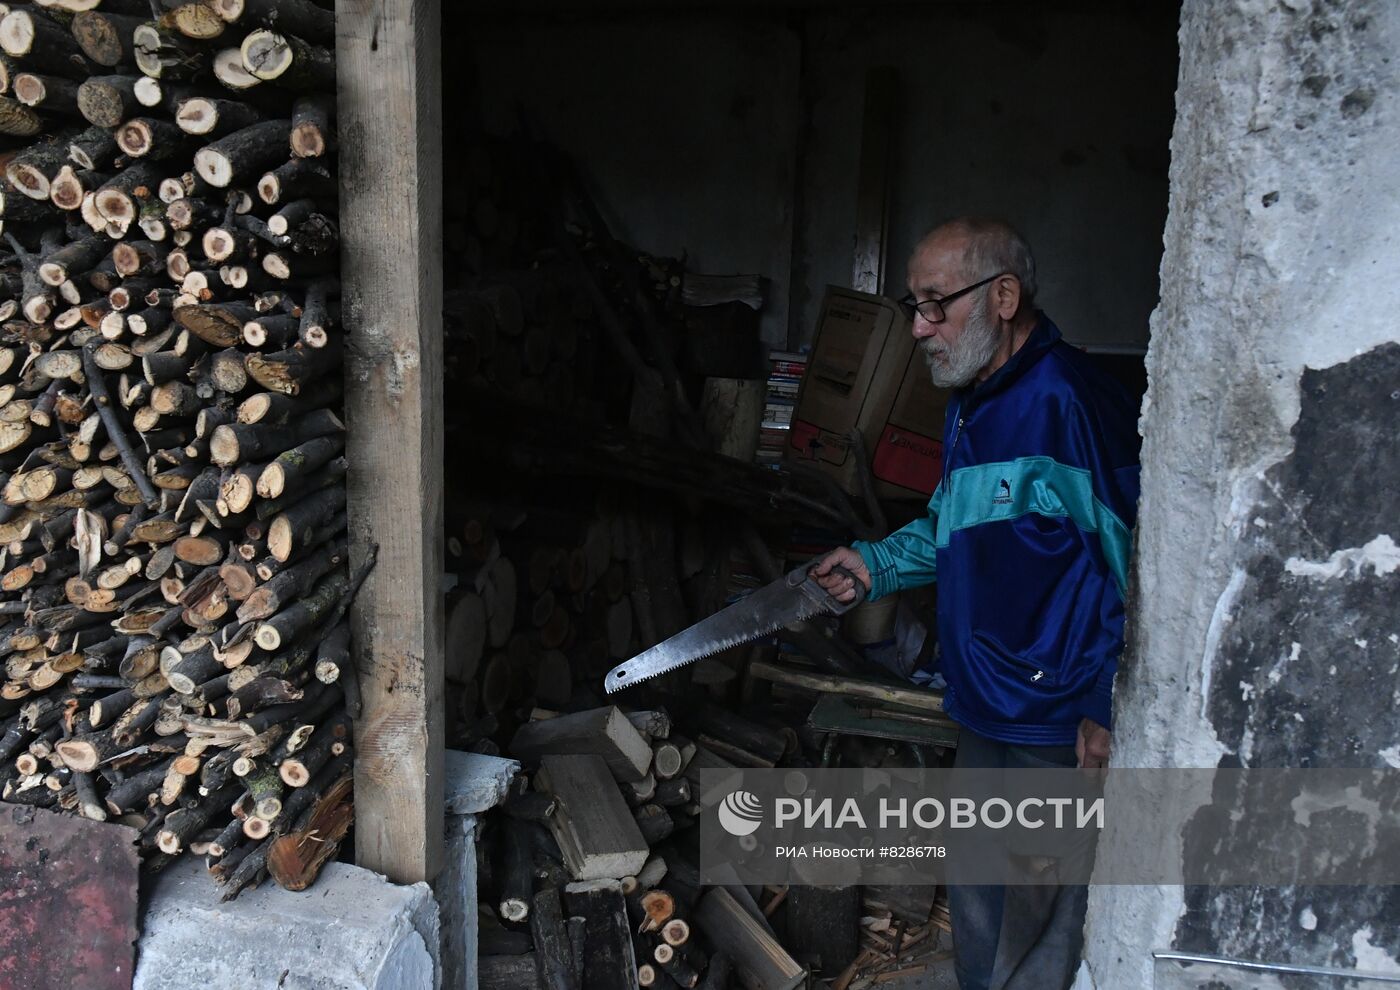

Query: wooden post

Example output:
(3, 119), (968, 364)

(336, 0), (445, 883)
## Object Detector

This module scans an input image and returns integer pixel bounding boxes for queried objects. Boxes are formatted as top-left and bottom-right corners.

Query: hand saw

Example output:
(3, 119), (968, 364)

(604, 563), (867, 693)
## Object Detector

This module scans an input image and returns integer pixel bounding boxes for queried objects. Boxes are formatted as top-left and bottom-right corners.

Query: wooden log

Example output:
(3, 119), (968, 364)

(634, 803), (674, 846)
(562, 879), (640, 990)
(297, 277), (333, 348)
(653, 943), (699, 989)
(244, 341), (340, 395)
(745, 660), (946, 715)
(175, 96), (260, 137)
(444, 588), (485, 686)
(252, 567), (349, 651)
(266, 486), (347, 563)
(536, 754), (649, 881)
(654, 778), (691, 809)
(209, 408), (343, 467)
(6, 141), (67, 201)
(238, 536), (347, 622)
(257, 157), (333, 205)
(0, 9), (86, 75)
(210, 0), (335, 44)
(13, 73), (81, 115)
(92, 161), (163, 235)
(175, 300), (257, 348)
(253, 457), (346, 523)
(68, 125), (118, 171)
(49, 166), (102, 211)
(71, 10), (141, 68)
(510, 706), (651, 782)
(277, 713), (348, 787)
(697, 952), (732, 990)
(290, 94), (332, 158)
(116, 117), (187, 161)
(266, 764), (353, 891)
(240, 30), (334, 89)
(495, 819), (533, 923)
(652, 741), (685, 781)
(694, 888), (805, 990)
(531, 886), (579, 990)
(81, 341), (160, 509)
(479, 954), (541, 990)
(784, 884), (859, 976)
(133, 22), (207, 81)
(194, 120), (292, 188)
(77, 75), (141, 129)
(0, 96), (42, 136)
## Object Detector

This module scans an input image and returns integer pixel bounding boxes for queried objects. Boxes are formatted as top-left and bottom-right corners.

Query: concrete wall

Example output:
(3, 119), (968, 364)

(794, 4), (1177, 352)
(1078, 1), (1400, 987)
(463, 5), (1176, 351)
(466, 12), (803, 346)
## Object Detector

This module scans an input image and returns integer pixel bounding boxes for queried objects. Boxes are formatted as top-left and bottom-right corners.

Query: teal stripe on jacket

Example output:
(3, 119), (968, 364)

(935, 457), (1133, 596)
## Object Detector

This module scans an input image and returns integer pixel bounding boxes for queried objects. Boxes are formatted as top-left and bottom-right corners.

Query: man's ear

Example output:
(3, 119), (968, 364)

(993, 275), (1022, 320)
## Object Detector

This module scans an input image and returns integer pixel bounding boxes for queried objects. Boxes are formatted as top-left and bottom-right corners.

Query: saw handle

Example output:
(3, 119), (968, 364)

(790, 562), (868, 615)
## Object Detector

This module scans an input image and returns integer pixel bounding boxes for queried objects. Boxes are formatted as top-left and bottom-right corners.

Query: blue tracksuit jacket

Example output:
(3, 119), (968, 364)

(853, 315), (1140, 746)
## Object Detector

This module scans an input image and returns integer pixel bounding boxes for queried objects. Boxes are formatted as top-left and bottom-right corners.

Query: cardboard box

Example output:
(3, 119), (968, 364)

(787, 287), (949, 500)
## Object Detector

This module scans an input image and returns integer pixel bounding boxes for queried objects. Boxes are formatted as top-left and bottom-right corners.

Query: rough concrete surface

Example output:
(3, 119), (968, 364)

(439, 815), (480, 990)
(442, 749), (518, 816)
(1079, 1), (1400, 987)
(134, 857), (440, 990)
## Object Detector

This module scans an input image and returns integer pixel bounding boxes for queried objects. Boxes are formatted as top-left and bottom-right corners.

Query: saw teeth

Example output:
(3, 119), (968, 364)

(605, 594), (836, 693)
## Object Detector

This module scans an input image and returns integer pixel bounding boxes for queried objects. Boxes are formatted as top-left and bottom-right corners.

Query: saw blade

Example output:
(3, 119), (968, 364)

(604, 573), (828, 693)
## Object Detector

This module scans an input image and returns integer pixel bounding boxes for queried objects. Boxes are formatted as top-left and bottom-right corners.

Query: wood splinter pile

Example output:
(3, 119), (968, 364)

(0, 0), (356, 900)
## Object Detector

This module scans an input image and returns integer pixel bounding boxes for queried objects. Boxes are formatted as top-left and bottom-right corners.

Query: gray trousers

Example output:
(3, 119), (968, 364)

(947, 728), (1091, 990)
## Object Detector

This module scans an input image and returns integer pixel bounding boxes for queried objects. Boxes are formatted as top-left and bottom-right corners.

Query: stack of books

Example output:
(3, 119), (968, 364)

(756, 349), (807, 470)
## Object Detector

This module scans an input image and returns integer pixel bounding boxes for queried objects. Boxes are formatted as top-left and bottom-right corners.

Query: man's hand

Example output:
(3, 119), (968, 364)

(1076, 717), (1111, 769)
(812, 547), (872, 604)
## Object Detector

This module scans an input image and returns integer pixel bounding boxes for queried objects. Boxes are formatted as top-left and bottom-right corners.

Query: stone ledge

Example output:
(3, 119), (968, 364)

(134, 856), (440, 990)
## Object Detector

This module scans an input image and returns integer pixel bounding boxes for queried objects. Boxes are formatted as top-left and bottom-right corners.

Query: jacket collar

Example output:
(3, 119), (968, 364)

(960, 311), (1061, 406)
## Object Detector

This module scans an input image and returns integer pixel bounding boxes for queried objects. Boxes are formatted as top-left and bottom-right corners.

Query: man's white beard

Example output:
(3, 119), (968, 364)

(921, 297), (1002, 389)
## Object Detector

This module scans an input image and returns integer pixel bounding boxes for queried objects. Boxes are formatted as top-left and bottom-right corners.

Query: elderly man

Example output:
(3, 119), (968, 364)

(814, 217), (1140, 990)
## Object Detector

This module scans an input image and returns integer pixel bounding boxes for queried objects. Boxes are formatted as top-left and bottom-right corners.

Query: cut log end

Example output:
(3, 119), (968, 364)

(194, 148), (233, 188)
(253, 623), (281, 651)
(54, 739), (100, 773)
(176, 98), (218, 135)
(117, 120), (155, 158)
(241, 31), (293, 81)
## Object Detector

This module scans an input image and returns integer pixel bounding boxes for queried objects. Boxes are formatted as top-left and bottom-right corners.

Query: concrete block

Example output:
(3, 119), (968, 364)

(135, 857), (440, 990)
(443, 749), (519, 815)
(438, 815), (479, 990)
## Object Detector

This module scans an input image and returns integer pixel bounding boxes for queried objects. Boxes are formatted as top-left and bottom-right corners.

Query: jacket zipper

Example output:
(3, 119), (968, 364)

(943, 412), (965, 487)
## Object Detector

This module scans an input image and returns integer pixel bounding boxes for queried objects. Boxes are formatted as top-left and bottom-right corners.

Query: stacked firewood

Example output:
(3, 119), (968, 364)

(479, 705), (767, 990)
(444, 275), (602, 417)
(0, 0), (352, 899)
(446, 493), (664, 749)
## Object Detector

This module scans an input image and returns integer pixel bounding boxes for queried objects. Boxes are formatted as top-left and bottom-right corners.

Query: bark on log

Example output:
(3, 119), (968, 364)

(194, 120), (292, 189)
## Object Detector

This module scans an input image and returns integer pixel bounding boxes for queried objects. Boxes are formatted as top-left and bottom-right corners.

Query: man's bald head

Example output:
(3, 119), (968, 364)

(913, 217), (1038, 309)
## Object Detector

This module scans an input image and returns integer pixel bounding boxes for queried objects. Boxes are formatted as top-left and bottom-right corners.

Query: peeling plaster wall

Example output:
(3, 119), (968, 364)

(1080, 1), (1400, 987)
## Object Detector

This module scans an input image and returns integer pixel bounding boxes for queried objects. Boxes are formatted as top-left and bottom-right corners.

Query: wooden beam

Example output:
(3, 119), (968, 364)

(851, 66), (899, 295)
(747, 659), (946, 715)
(336, 0), (445, 883)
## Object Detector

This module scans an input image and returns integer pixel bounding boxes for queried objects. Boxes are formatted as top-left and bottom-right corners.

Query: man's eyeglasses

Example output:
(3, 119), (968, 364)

(898, 272), (1010, 324)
